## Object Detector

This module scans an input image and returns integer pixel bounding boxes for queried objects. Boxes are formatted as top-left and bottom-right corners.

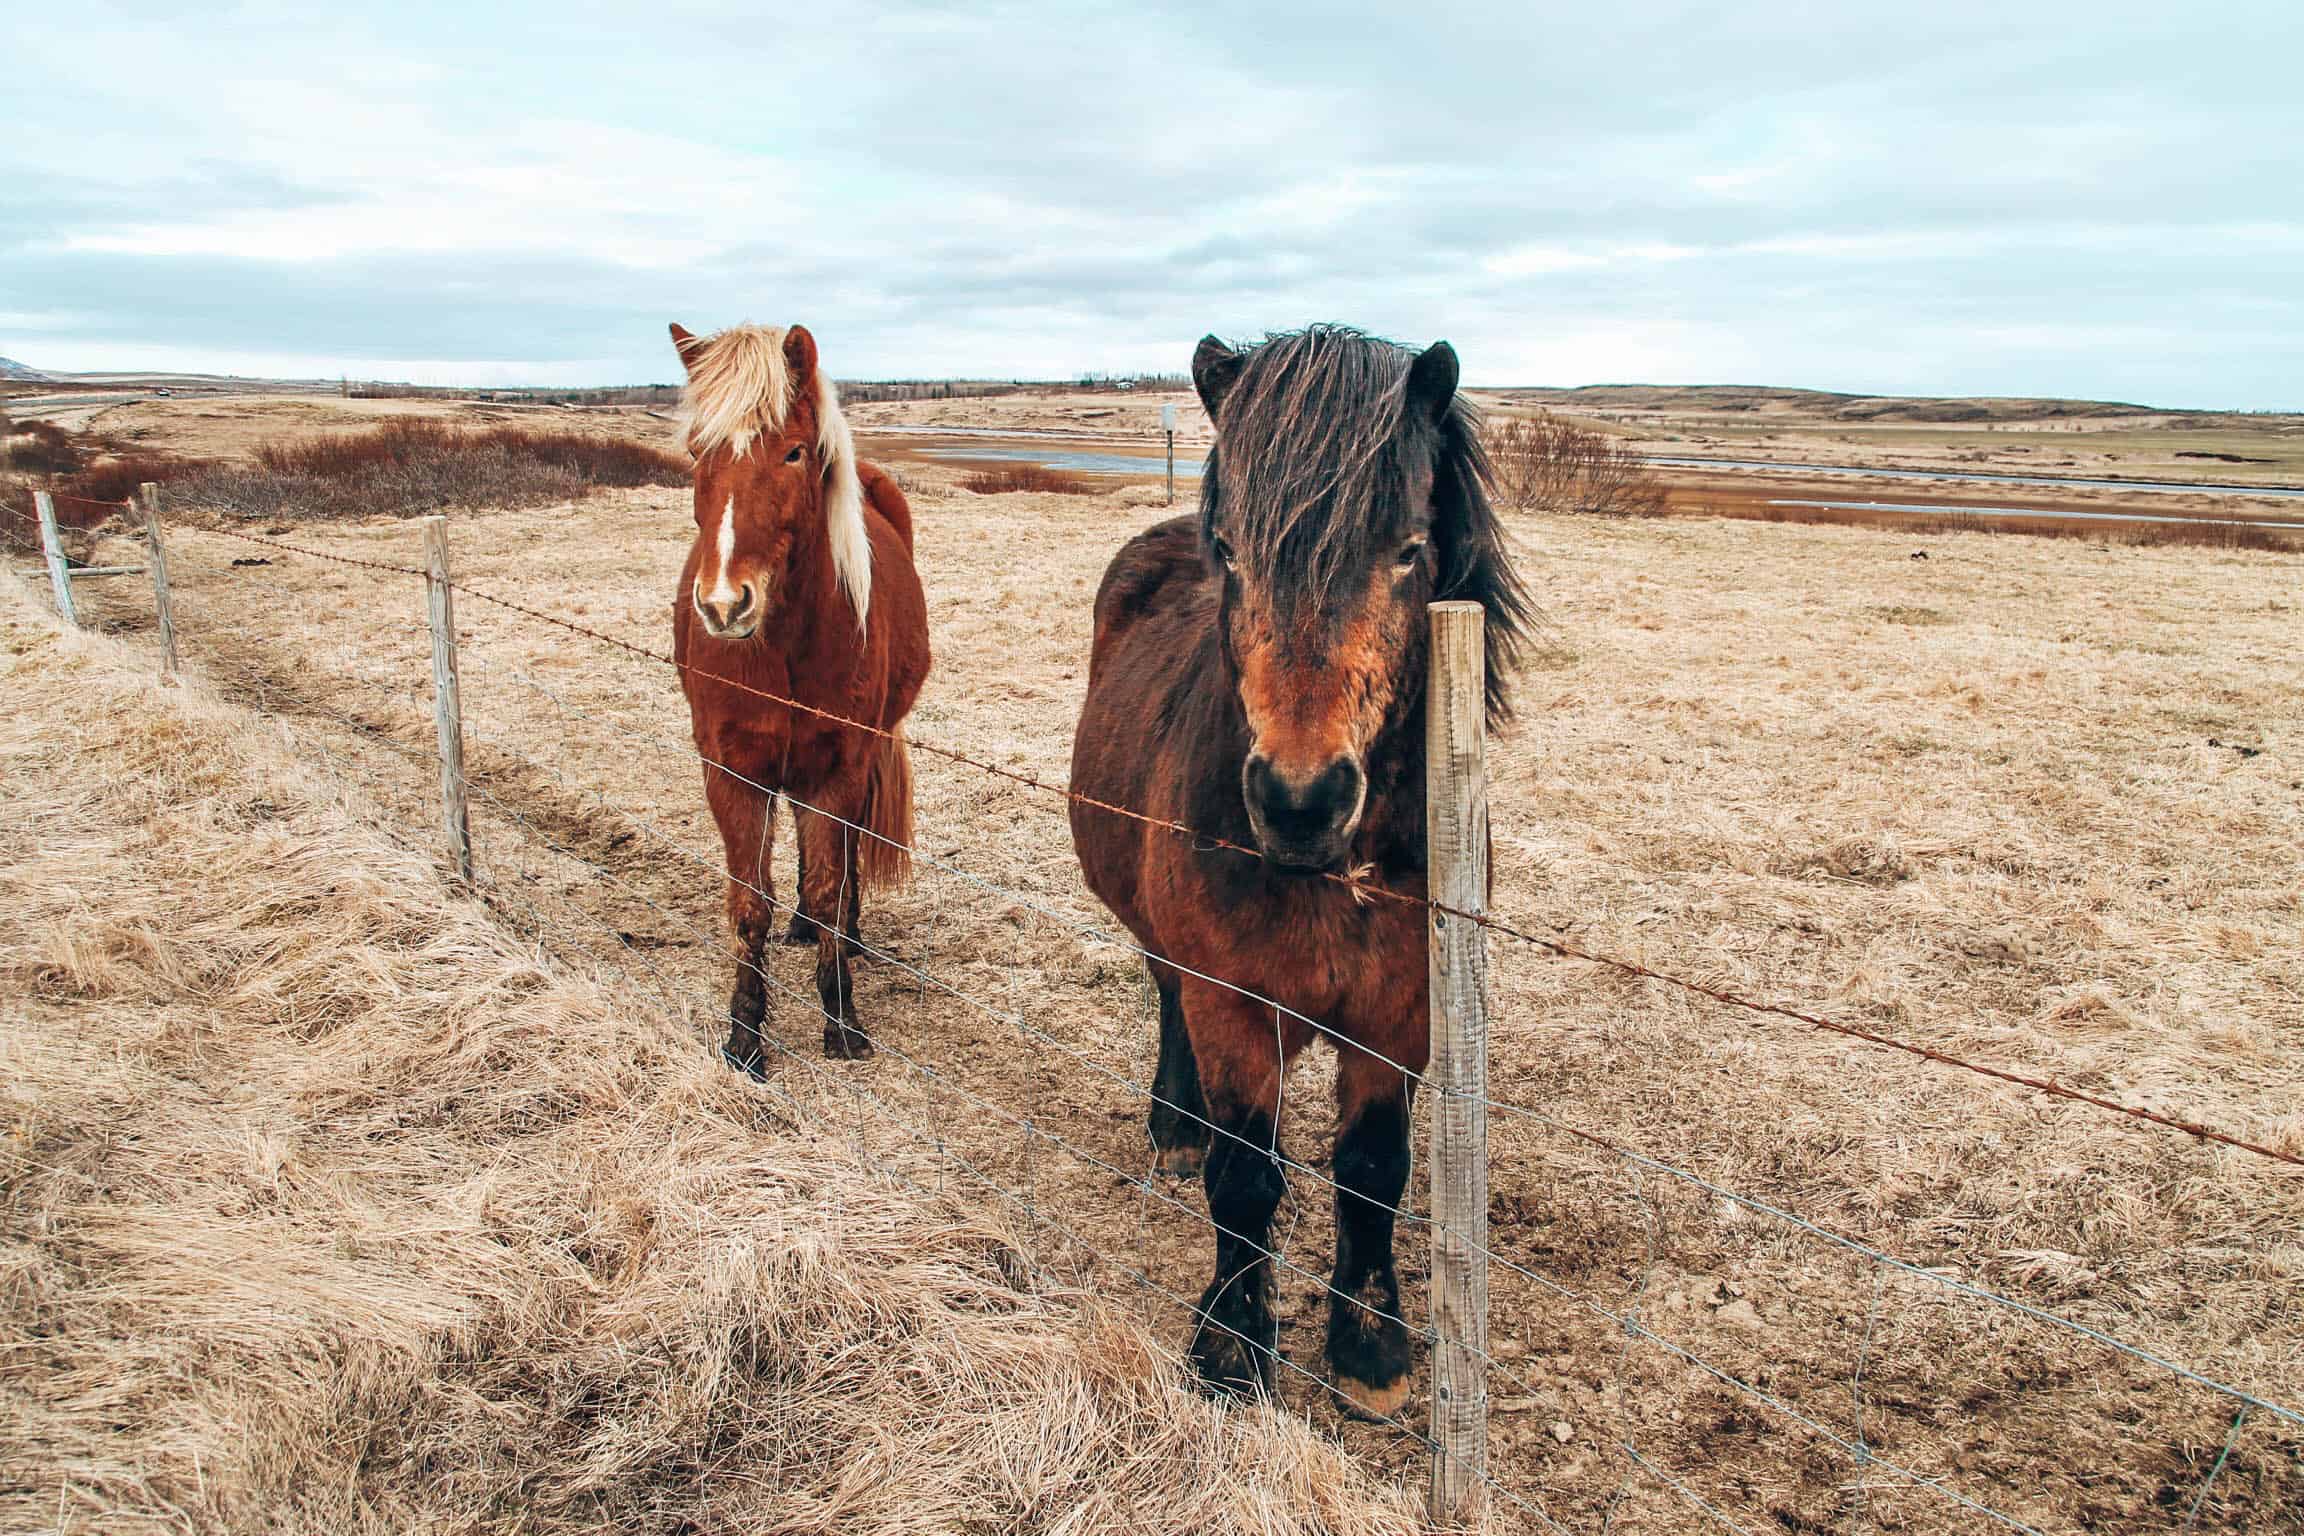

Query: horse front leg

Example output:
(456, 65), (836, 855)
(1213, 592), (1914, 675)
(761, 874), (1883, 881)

(797, 798), (871, 1059)
(704, 766), (778, 1078)
(1147, 961), (1210, 1178)
(1182, 980), (1308, 1398)
(1328, 1047), (1415, 1420)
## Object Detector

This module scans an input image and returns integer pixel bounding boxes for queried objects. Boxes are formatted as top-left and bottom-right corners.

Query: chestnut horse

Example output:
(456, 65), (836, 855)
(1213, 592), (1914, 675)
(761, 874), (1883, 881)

(668, 321), (929, 1065)
(1070, 325), (1529, 1416)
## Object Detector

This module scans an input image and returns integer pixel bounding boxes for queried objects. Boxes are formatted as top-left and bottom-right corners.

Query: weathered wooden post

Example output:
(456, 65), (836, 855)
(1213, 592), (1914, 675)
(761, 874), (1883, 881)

(421, 515), (473, 881)
(140, 482), (178, 677)
(1162, 400), (1178, 506)
(1426, 599), (1491, 1522)
(34, 491), (78, 625)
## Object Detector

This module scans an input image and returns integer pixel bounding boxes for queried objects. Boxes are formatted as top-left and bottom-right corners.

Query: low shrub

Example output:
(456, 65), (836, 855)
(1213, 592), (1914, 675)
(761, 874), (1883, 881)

(7, 420), (80, 474)
(5, 418), (691, 540)
(959, 463), (1099, 495)
(1488, 413), (1668, 518)
(2, 434), (210, 549)
(229, 418), (688, 517)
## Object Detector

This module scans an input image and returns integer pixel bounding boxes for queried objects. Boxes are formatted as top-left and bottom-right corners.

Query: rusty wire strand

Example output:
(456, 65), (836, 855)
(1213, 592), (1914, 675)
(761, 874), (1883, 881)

(183, 517), (2304, 1171)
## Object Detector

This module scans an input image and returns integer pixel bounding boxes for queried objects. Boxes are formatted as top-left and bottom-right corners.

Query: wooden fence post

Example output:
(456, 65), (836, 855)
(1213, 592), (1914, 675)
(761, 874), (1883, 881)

(1426, 599), (1491, 1523)
(1161, 401), (1178, 506)
(34, 491), (78, 626)
(140, 482), (178, 678)
(422, 516), (473, 881)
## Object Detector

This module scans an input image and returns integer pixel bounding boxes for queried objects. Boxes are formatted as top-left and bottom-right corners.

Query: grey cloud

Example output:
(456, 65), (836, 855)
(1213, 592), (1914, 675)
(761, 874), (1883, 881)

(4, 0), (2300, 404)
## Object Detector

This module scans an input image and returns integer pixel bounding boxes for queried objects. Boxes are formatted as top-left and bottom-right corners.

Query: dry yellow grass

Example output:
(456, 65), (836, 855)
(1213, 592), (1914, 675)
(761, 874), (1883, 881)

(11, 389), (2302, 1531)
(0, 587), (1431, 1535)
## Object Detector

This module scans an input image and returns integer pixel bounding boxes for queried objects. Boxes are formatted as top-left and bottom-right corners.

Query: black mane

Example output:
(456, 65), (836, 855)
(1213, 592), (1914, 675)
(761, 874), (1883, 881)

(1197, 323), (1532, 723)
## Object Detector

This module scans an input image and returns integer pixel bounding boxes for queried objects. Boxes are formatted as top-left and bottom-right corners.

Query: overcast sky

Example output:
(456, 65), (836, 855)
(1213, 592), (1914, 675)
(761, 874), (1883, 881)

(6, 2), (2298, 404)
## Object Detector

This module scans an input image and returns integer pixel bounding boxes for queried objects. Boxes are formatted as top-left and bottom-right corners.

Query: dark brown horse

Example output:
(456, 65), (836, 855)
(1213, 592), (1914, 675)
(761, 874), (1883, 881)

(1070, 325), (1528, 1417)
(668, 321), (930, 1064)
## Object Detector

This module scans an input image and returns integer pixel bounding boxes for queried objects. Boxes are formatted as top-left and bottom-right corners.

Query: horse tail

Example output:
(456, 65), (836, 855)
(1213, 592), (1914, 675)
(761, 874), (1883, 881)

(858, 723), (914, 889)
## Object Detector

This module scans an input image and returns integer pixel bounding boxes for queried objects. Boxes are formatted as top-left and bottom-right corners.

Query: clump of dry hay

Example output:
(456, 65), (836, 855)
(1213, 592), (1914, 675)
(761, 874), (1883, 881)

(0, 585), (1427, 1536)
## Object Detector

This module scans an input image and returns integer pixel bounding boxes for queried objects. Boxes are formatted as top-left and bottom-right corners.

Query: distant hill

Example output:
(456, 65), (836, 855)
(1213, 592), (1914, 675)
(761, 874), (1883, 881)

(0, 356), (51, 382)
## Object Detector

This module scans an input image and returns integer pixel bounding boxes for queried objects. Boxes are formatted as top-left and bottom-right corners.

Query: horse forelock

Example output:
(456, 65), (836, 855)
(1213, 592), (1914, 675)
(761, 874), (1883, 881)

(681, 323), (794, 459)
(682, 323), (871, 629)
(1200, 322), (1533, 722)
(1202, 325), (1425, 619)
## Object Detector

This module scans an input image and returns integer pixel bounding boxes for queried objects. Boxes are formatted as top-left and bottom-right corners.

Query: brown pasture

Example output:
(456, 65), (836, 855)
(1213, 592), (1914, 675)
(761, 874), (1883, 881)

(10, 392), (2303, 1531)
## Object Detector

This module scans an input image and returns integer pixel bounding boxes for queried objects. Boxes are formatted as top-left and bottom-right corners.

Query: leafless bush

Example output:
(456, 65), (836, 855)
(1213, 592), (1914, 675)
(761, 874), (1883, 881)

(1488, 413), (1667, 518)
(185, 419), (688, 520)
(7, 420), (80, 474)
(4, 419), (691, 536)
(959, 463), (1099, 495)
(2, 429), (217, 546)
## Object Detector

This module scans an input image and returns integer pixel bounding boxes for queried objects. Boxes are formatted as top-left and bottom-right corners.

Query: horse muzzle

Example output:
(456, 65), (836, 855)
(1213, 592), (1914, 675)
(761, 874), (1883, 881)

(1242, 751), (1366, 872)
(693, 579), (763, 640)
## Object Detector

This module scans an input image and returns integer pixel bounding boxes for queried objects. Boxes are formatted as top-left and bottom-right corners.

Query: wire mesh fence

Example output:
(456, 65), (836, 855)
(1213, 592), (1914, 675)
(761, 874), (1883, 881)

(4, 508), (2296, 1533)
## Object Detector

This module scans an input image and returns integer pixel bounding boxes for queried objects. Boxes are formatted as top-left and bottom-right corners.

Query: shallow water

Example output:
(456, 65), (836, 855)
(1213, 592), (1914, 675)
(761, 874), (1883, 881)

(930, 444), (1207, 478)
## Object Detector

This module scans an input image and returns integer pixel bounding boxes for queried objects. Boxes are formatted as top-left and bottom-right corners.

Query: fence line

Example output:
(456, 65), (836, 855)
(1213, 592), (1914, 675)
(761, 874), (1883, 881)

(158, 535), (2304, 1434)
(5, 512), (2293, 1533)
(184, 516), (2304, 1173)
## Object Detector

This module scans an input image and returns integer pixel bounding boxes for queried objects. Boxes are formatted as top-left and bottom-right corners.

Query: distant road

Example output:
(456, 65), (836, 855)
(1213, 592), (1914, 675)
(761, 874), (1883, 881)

(4, 391), (157, 411)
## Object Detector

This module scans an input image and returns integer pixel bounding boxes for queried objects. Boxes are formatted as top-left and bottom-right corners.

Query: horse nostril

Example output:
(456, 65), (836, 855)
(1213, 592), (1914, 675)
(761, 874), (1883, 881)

(1245, 753), (1278, 809)
(1245, 753), (1364, 846)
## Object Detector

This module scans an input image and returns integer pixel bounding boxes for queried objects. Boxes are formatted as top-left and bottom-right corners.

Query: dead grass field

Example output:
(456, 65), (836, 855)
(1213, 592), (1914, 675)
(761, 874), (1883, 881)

(7, 391), (2301, 1532)
(0, 586), (1428, 1536)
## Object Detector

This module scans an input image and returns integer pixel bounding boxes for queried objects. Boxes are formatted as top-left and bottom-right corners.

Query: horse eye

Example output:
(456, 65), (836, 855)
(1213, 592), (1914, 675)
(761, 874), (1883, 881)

(784, 444), (804, 464)
(1396, 539), (1427, 569)
(1212, 536), (1235, 569)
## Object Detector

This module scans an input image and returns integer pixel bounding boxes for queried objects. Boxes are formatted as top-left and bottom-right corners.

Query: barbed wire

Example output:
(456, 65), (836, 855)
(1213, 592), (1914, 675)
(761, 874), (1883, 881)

(178, 516), (2304, 1171)
(175, 548), (2304, 1429)
(51, 492), (136, 512)
(70, 531), (2304, 1448)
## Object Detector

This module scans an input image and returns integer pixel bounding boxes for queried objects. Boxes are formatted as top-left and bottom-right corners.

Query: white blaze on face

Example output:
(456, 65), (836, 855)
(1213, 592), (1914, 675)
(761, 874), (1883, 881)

(698, 494), (742, 615)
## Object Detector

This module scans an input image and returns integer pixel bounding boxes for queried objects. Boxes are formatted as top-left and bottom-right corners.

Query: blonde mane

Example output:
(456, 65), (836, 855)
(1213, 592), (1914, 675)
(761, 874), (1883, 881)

(680, 323), (871, 628)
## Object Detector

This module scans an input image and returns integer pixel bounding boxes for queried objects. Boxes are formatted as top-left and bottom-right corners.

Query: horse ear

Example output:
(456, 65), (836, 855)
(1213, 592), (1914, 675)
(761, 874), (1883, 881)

(783, 324), (820, 385)
(1405, 340), (1459, 425)
(668, 323), (703, 372)
(1192, 334), (1243, 422)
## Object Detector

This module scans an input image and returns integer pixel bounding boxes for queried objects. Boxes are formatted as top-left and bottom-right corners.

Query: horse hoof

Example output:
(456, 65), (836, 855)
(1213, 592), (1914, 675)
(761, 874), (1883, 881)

(1332, 1372), (1411, 1422)
(1189, 1325), (1274, 1400)
(1327, 1281), (1413, 1419)
(1152, 1143), (1206, 1180)
(823, 1026), (875, 1061)
(719, 1041), (769, 1081)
